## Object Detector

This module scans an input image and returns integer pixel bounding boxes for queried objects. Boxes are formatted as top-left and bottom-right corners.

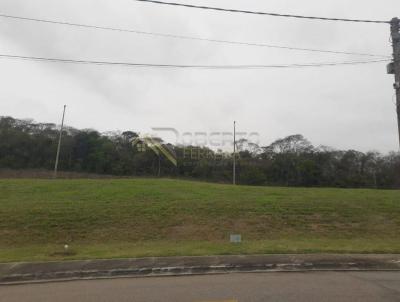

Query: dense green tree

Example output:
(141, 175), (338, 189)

(0, 116), (399, 188)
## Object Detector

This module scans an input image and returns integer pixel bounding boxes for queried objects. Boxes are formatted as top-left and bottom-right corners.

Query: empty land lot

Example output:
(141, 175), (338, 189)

(0, 179), (399, 262)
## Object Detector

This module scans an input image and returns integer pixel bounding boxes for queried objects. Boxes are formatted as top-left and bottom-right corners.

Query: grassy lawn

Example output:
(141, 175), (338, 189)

(0, 178), (399, 262)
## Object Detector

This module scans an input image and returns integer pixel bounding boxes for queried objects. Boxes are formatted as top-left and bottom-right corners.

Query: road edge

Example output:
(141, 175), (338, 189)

(1, 254), (400, 285)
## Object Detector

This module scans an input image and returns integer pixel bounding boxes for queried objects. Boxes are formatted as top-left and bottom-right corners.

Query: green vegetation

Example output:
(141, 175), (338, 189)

(1, 179), (400, 262)
(1, 116), (400, 188)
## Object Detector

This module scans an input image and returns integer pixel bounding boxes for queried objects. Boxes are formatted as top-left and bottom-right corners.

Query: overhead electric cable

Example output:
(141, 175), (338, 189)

(134, 0), (390, 24)
(0, 54), (389, 69)
(0, 13), (389, 58)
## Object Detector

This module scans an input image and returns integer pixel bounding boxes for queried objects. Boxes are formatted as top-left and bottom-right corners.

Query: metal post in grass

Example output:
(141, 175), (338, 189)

(54, 105), (66, 179)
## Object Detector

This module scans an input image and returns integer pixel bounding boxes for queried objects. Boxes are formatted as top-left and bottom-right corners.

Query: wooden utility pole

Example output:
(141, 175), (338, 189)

(389, 17), (400, 148)
(54, 105), (66, 178)
(233, 121), (236, 185)
(158, 154), (161, 177)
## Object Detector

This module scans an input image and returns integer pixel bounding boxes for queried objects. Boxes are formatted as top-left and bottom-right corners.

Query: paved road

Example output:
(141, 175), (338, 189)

(1, 272), (400, 302)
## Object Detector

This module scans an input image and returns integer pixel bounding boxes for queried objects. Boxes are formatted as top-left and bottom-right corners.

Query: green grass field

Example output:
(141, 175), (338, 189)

(1, 179), (400, 262)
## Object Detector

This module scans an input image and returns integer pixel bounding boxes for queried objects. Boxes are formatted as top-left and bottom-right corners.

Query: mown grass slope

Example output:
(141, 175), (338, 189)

(0, 179), (399, 262)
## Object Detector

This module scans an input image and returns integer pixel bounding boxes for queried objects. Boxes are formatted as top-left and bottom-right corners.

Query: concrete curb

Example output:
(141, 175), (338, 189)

(1, 254), (400, 285)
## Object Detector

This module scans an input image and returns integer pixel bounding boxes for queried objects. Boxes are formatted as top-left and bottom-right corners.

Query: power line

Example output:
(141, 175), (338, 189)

(0, 53), (389, 69)
(0, 13), (389, 58)
(134, 0), (390, 24)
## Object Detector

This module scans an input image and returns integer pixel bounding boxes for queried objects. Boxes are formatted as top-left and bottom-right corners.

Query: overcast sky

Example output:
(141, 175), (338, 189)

(0, 0), (399, 152)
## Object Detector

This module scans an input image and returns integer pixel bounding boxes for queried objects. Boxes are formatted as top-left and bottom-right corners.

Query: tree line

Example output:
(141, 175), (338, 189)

(1, 116), (399, 188)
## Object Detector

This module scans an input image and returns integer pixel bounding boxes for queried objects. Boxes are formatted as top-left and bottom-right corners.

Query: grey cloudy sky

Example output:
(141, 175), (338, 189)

(0, 0), (399, 152)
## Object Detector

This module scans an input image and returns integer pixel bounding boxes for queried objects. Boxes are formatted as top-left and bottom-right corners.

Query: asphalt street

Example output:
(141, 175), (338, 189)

(1, 272), (400, 302)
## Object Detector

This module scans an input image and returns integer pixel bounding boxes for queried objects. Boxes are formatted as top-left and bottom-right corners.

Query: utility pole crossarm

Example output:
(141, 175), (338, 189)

(390, 17), (400, 149)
